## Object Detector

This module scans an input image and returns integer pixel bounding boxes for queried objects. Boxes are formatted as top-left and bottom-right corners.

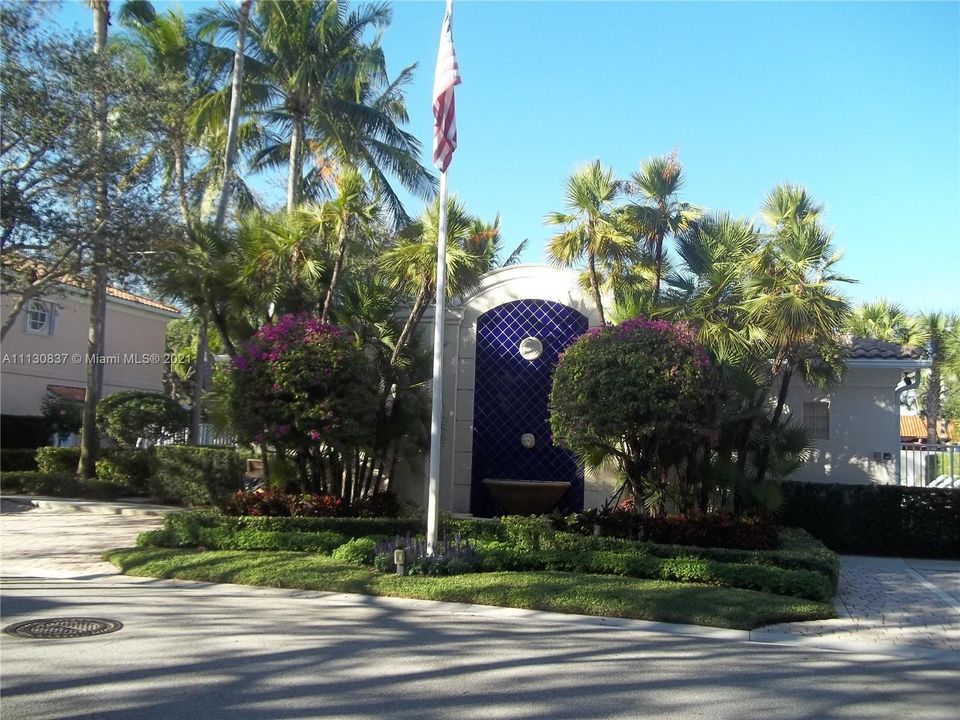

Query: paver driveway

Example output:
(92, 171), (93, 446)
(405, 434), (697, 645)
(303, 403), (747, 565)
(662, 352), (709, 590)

(1, 500), (958, 719)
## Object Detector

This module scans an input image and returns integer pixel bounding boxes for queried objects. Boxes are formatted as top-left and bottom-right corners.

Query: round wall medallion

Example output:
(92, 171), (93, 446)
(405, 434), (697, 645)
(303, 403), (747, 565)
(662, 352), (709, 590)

(4, 617), (123, 640)
(518, 337), (543, 360)
(520, 433), (536, 448)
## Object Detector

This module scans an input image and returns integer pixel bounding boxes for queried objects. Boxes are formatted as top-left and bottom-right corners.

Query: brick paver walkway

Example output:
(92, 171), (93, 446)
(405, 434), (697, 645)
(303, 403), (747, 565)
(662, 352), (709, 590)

(756, 555), (960, 657)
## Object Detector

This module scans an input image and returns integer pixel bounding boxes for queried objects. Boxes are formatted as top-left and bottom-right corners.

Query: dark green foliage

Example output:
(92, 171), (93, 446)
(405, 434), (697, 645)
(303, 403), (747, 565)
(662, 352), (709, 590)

(150, 447), (245, 506)
(332, 538), (378, 565)
(35, 447), (81, 474)
(473, 543), (833, 602)
(97, 391), (189, 447)
(549, 318), (719, 508)
(0, 471), (124, 500)
(95, 449), (156, 494)
(350, 491), (402, 518)
(154, 510), (421, 543)
(0, 416), (53, 449)
(779, 481), (960, 558)
(40, 391), (83, 443)
(0, 449), (38, 471)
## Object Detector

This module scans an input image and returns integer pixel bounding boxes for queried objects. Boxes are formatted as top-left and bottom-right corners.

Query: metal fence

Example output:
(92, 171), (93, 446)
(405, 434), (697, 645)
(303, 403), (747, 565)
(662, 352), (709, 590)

(900, 443), (960, 488)
(154, 423), (237, 447)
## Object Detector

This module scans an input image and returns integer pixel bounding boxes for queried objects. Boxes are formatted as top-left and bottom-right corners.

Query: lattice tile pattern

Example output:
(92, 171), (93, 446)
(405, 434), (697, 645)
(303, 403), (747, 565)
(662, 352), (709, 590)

(470, 300), (588, 517)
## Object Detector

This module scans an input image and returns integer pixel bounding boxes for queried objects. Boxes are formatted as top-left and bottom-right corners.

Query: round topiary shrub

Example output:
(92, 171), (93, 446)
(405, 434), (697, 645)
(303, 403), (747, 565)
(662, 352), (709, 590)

(97, 391), (188, 447)
(332, 537), (377, 565)
(549, 317), (719, 507)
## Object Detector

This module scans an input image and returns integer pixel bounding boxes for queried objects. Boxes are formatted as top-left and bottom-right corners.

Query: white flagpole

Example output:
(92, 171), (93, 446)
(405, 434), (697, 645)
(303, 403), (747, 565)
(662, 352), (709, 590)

(426, 171), (449, 555)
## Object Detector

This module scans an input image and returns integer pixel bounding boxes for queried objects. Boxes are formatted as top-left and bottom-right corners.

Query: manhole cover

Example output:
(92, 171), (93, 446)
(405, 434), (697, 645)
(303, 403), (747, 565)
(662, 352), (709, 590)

(3, 617), (123, 639)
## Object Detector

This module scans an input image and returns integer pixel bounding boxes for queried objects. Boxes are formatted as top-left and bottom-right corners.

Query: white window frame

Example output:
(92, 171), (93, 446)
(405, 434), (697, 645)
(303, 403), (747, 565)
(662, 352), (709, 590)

(26, 300), (51, 335)
(803, 400), (830, 440)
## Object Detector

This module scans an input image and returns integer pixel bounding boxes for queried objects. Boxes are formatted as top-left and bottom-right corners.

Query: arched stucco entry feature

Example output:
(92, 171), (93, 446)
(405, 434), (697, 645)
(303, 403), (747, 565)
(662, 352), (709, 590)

(470, 299), (588, 517)
(390, 265), (617, 515)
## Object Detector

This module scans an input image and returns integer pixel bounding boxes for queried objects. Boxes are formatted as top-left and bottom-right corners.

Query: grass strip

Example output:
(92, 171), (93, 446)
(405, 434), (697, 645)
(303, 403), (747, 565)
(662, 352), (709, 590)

(105, 548), (835, 631)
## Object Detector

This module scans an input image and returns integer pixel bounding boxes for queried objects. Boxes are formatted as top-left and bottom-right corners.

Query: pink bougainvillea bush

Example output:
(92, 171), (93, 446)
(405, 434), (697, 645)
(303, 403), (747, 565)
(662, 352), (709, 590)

(549, 317), (720, 511)
(228, 313), (379, 489)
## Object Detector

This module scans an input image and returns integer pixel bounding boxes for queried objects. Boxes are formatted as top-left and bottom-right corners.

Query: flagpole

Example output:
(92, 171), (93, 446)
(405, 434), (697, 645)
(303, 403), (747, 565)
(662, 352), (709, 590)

(426, 170), (449, 555)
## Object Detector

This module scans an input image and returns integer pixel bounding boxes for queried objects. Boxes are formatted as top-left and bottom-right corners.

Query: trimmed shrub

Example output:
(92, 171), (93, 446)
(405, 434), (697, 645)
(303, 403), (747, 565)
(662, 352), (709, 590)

(0, 449), (38, 472)
(150, 446), (245, 506)
(0, 471), (124, 500)
(350, 491), (401, 518)
(332, 537), (377, 565)
(157, 510), (422, 543)
(35, 447), (81, 475)
(138, 519), (346, 554)
(97, 390), (188, 447)
(95, 449), (155, 494)
(779, 481), (960, 559)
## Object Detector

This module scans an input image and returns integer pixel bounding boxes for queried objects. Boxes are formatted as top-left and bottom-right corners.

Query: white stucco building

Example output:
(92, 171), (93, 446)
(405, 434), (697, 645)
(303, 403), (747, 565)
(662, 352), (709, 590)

(391, 265), (927, 515)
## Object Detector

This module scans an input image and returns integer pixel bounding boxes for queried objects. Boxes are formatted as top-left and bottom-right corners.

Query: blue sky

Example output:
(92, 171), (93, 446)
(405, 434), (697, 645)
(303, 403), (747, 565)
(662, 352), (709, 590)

(52, 1), (960, 312)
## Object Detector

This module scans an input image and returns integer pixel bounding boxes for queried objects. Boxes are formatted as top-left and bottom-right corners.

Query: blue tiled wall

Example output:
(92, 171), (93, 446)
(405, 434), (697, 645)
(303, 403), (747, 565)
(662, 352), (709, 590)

(470, 299), (588, 517)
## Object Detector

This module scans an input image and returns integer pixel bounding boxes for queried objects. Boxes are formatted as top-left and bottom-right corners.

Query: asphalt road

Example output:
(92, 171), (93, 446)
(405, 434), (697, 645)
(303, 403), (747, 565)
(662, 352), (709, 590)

(1, 502), (958, 720)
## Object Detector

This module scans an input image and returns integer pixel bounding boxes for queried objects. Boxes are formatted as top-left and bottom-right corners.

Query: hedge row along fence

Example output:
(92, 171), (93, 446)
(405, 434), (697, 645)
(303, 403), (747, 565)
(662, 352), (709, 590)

(779, 481), (960, 559)
(1, 446), (246, 506)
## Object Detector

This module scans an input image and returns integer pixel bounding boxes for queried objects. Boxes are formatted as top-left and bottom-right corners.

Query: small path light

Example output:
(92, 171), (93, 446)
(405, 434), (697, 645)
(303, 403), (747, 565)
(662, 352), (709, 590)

(393, 546), (407, 576)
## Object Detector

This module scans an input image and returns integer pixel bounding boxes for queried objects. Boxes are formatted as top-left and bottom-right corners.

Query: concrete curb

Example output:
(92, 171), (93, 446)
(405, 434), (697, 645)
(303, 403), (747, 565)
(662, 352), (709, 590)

(2, 495), (181, 517)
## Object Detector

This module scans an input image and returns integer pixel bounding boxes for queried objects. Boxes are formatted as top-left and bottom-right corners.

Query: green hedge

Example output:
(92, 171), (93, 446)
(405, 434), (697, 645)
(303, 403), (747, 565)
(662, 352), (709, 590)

(149, 447), (245, 506)
(475, 544), (833, 602)
(779, 481), (960, 558)
(35, 447), (81, 474)
(95, 449), (156, 494)
(161, 510), (422, 538)
(138, 526), (347, 554)
(0, 449), (38, 472)
(0, 471), (125, 500)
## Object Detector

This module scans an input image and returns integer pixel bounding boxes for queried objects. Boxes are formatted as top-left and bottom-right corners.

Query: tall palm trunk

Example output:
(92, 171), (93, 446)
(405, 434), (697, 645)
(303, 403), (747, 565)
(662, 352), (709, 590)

(188, 312), (208, 444)
(286, 111), (305, 211)
(174, 137), (191, 231)
(926, 352), (942, 445)
(653, 232), (665, 306)
(587, 250), (605, 325)
(754, 365), (793, 486)
(79, 0), (110, 480)
(321, 220), (349, 324)
(390, 282), (432, 368)
(214, 0), (252, 229)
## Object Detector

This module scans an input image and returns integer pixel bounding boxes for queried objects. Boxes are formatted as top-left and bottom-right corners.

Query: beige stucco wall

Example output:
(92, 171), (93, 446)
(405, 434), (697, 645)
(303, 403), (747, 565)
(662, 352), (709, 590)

(1, 289), (178, 416)
(391, 265), (619, 514)
(782, 366), (904, 485)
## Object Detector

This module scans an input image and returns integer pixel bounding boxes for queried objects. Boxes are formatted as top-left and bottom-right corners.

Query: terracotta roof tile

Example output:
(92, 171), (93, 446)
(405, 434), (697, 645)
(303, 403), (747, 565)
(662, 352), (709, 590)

(844, 336), (926, 361)
(46, 385), (86, 402)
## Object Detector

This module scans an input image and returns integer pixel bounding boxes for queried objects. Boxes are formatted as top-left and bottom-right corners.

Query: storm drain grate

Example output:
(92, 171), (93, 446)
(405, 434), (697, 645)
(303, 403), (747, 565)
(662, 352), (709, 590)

(4, 617), (123, 639)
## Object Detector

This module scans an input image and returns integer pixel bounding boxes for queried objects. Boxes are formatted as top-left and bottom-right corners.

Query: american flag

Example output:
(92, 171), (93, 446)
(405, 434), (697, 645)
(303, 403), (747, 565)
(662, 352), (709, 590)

(432, 0), (461, 173)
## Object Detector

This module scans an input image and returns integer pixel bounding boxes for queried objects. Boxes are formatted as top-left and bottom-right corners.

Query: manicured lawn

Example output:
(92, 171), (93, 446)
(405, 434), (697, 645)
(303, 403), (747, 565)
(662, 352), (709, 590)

(105, 547), (835, 630)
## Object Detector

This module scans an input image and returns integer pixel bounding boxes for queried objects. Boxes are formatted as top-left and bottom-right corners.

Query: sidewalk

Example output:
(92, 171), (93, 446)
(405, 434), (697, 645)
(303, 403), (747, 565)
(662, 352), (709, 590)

(2, 495), (181, 517)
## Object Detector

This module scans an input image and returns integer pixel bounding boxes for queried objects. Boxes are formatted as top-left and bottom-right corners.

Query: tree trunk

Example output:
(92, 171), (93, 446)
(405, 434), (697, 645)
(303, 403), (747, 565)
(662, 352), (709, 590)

(188, 312), (208, 444)
(754, 366), (793, 486)
(286, 111), (305, 212)
(214, 0), (252, 229)
(926, 359), (942, 445)
(174, 138), (191, 231)
(321, 219), (348, 324)
(587, 250), (605, 325)
(79, 0), (110, 480)
(390, 282), (431, 368)
(653, 231), (664, 306)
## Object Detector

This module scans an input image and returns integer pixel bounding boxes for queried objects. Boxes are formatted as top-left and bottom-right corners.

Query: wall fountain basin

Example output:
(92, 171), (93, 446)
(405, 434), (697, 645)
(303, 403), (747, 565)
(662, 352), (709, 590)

(481, 479), (571, 516)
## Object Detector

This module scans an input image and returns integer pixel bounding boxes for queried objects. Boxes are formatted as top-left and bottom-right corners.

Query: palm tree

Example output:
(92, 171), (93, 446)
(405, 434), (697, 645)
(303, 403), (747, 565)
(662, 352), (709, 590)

(625, 152), (699, 305)
(199, 0), (433, 217)
(380, 196), (486, 368)
(917, 312), (959, 444)
(662, 212), (763, 363)
(545, 160), (633, 325)
(746, 184), (854, 484)
(845, 299), (925, 348)
(302, 167), (380, 323)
